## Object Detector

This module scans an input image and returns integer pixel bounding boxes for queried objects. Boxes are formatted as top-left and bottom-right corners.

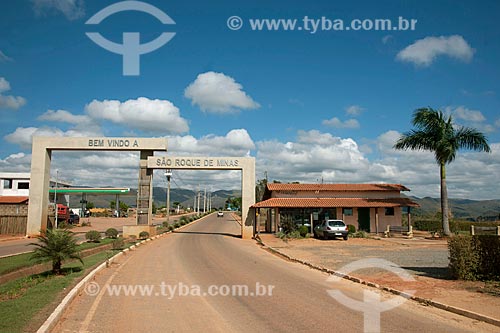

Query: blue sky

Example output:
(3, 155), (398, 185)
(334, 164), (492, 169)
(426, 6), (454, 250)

(1, 0), (499, 199)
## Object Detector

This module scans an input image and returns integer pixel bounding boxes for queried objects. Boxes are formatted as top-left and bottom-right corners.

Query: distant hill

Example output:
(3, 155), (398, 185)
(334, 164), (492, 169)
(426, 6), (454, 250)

(69, 187), (242, 211)
(408, 196), (500, 221)
(68, 188), (499, 221)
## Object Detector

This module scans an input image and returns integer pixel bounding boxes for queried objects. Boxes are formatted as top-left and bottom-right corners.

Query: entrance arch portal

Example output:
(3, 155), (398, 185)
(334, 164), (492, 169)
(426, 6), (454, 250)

(27, 137), (256, 239)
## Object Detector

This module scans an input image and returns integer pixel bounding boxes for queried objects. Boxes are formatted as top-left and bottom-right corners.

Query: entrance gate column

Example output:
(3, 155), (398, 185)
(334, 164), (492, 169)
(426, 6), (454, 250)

(27, 137), (167, 237)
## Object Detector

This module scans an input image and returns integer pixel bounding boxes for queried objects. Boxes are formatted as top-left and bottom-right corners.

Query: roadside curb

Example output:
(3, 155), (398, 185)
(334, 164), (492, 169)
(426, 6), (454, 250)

(36, 214), (211, 333)
(254, 235), (500, 328)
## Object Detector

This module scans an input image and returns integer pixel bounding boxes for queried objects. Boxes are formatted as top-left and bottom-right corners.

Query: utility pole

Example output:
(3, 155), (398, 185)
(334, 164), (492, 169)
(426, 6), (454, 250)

(54, 169), (58, 229)
(196, 186), (200, 214)
(203, 187), (207, 213)
(165, 170), (172, 223)
(208, 190), (212, 212)
(193, 193), (197, 213)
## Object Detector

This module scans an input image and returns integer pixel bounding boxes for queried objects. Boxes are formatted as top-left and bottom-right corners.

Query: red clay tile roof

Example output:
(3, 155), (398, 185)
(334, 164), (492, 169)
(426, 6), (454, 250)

(266, 183), (410, 192)
(252, 197), (419, 208)
(0, 196), (29, 204)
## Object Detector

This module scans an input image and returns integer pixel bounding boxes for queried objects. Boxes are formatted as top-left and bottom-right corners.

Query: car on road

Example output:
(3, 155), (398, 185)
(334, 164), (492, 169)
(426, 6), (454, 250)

(68, 213), (80, 224)
(314, 219), (348, 240)
(217, 211), (224, 218)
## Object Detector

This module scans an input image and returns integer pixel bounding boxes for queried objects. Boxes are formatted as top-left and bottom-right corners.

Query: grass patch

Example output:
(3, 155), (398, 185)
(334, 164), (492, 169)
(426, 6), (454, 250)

(0, 238), (114, 276)
(475, 282), (500, 297)
(0, 253), (34, 276)
(0, 250), (115, 333)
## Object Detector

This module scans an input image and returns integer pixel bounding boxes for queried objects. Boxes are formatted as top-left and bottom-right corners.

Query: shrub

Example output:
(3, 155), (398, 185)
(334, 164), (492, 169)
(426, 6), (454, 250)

(112, 237), (125, 250)
(30, 229), (83, 275)
(162, 221), (169, 228)
(448, 235), (480, 280)
(167, 225), (175, 232)
(474, 235), (500, 280)
(85, 230), (101, 243)
(105, 228), (119, 239)
(448, 235), (500, 281)
(173, 222), (181, 228)
(180, 217), (188, 224)
(414, 219), (442, 232)
(351, 231), (368, 238)
(139, 231), (149, 239)
(298, 225), (309, 237)
(280, 219), (297, 234)
(347, 224), (356, 234)
(57, 221), (71, 229)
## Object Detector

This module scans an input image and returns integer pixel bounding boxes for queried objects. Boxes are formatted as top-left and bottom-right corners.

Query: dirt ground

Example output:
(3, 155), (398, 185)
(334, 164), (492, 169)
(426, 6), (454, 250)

(258, 232), (500, 321)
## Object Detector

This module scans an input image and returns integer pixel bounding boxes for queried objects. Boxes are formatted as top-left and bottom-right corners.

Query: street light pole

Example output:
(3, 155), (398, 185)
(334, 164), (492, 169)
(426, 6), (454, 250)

(54, 169), (58, 229)
(165, 169), (172, 223)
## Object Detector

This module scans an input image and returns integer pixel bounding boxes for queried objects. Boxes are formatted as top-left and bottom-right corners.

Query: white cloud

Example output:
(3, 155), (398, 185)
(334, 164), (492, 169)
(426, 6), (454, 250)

(4, 127), (65, 149)
(449, 106), (485, 122)
(0, 77), (26, 110)
(3, 123), (103, 150)
(31, 0), (85, 20)
(2, 126), (498, 199)
(345, 105), (364, 116)
(0, 51), (12, 62)
(257, 130), (368, 182)
(0, 95), (26, 110)
(184, 71), (260, 113)
(397, 35), (474, 67)
(1, 129), (256, 190)
(167, 129), (255, 156)
(444, 106), (494, 133)
(85, 97), (189, 134)
(38, 109), (92, 125)
(0, 78), (10, 93)
(322, 117), (360, 129)
(0, 152), (32, 173)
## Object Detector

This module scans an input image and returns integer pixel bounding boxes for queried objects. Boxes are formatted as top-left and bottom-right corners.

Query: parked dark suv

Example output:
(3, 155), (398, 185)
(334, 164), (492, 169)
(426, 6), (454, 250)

(68, 213), (80, 224)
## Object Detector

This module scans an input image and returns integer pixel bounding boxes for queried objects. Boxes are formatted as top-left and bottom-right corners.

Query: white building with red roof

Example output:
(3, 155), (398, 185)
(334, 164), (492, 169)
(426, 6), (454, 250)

(252, 183), (419, 234)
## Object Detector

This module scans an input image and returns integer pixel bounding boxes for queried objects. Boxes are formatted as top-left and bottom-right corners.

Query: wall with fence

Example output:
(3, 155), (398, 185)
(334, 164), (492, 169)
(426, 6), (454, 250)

(0, 215), (27, 235)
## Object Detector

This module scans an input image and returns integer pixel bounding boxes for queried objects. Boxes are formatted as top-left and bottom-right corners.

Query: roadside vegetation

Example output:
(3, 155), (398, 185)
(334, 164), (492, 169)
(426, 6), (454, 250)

(29, 229), (83, 275)
(448, 235), (500, 281)
(0, 212), (209, 332)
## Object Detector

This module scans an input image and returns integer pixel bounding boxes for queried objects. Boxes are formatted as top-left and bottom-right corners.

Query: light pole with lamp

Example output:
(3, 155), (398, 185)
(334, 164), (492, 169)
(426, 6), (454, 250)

(165, 169), (172, 223)
(54, 169), (59, 229)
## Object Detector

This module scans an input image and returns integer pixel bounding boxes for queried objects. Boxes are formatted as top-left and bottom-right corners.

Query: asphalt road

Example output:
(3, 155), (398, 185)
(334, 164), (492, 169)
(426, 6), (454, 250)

(52, 213), (497, 333)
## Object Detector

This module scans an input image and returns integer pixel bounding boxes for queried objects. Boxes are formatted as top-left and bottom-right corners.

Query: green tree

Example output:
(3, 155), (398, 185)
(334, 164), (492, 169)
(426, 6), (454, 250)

(255, 178), (268, 202)
(30, 229), (83, 274)
(394, 107), (491, 236)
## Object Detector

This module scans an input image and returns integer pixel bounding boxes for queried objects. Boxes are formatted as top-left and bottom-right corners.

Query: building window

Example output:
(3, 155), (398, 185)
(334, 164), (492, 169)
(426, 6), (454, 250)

(3, 179), (12, 189)
(385, 207), (395, 216)
(343, 208), (353, 216)
(18, 182), (29, 189)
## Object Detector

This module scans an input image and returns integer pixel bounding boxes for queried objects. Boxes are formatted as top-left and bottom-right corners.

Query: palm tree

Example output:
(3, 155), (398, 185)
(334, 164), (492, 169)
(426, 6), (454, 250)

(30, 229), (83, 274)
(394, 107), (491, 236)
